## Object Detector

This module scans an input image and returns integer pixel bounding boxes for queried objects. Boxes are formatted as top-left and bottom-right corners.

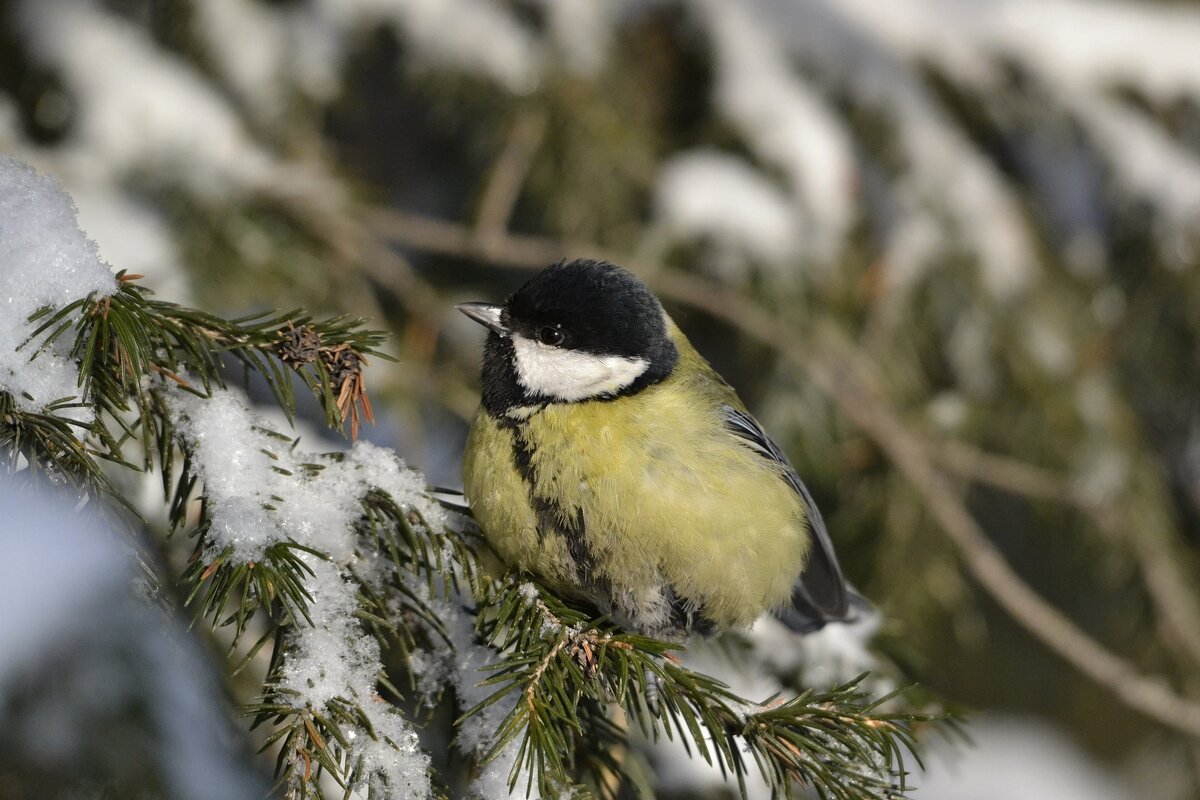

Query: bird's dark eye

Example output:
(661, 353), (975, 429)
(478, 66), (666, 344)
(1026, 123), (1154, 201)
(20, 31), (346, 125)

(538, 325), (565, 346)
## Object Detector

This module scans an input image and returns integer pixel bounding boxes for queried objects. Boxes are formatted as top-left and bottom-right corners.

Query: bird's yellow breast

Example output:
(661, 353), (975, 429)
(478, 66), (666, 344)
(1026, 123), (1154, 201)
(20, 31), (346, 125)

(462, 328), (811, 634)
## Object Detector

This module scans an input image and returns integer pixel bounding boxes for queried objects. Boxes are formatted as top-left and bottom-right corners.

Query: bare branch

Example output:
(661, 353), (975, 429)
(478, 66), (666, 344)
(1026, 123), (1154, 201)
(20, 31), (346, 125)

(932, 440), (1075, 503)
(933, 440), (1200, 670)
(804, 330), (1200, 740)
(369, 207), (570, 269)
(1113, 506), (1200, 670)
(475, 111), (547, 239)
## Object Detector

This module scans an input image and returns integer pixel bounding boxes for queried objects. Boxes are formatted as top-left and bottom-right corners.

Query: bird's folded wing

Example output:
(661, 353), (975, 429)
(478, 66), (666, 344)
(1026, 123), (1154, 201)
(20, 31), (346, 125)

(721, 404), (850, 628)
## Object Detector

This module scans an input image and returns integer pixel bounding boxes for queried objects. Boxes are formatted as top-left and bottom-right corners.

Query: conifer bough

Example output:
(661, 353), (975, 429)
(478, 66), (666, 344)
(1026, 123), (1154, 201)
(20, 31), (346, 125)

(0, 164), (954, 799)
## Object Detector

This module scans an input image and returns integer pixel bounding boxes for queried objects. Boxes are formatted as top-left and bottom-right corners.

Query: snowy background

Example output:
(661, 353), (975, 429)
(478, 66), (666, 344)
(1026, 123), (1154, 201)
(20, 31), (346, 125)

(3, 0), (1200, 797)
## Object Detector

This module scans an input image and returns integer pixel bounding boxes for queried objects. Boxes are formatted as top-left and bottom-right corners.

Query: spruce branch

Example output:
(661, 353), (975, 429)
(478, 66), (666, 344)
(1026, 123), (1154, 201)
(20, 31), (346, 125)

(3, 271), (446, 797)
(4, 261), (955, 798)
(0, 389), (115, 500)
(4, 272), (390, 528)
(42, 271), (383, 455)
(167, 408), (482, 798)
(465, 579), (955, 799)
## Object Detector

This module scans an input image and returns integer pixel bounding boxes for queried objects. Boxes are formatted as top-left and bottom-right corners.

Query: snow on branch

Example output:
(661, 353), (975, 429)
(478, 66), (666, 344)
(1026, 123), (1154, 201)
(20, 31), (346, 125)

(0, 154), (956, 798)
(0, 156), (115, 420)
(173, 388), (441, 797)
(830, 0), (1200, 255)
(695, 0), (855, 266)
(14, 0), (283, 196)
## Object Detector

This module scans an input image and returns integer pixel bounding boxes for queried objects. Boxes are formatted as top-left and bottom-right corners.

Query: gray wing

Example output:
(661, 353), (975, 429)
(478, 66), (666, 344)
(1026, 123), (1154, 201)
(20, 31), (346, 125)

(722, 404), (850, 630)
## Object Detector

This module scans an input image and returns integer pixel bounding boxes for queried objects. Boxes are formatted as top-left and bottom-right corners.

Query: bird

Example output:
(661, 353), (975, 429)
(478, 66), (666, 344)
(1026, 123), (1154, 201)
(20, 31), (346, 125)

(457, 258), (851, 639)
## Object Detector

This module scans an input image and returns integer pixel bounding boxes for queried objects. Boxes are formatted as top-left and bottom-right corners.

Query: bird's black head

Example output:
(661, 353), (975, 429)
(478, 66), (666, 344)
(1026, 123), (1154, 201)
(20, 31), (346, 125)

(458, 259), (679, 417)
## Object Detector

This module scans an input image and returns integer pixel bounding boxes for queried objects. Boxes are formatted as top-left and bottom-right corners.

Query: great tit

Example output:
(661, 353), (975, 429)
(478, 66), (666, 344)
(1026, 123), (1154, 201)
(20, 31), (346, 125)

(458, 259), (850, 638)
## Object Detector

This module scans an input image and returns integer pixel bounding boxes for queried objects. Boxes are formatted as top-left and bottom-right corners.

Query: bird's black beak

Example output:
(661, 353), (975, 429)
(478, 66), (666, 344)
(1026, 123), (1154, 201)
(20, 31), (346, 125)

(456, 302), (509, 336)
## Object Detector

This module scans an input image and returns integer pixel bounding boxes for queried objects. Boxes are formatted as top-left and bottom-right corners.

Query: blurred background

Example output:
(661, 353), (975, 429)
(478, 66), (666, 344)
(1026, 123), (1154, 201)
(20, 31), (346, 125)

(2, 0), (1199, 797)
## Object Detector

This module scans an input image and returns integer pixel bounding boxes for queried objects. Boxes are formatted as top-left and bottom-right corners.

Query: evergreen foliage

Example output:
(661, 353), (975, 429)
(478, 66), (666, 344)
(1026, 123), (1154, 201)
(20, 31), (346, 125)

(472, 580), (951, 800)
(1, 275), (952, 798)
(9, 1), (1200, 796)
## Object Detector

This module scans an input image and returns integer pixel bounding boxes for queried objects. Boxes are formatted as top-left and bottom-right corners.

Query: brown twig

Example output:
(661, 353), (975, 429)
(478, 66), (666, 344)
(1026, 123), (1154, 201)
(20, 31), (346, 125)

(1109, 503), (1200, 670)
(475, 110), (548, 239)
(261, 162), (463, 439)
(526, 633), (570, 712)
(367, 209), (1200, 739)
(369, 207), (575, 269)
(805, 330), (1200, 739)
(661, 267), (1200, 737)
(931, 440), (1200, 670)
(931, 439), (1076, 503)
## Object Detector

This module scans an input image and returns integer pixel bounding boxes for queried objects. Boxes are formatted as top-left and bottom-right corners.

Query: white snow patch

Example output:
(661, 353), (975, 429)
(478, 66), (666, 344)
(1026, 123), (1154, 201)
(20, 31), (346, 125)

(171, 388), (444, 797)
(16, 0), (284, 196)
(413, 584), (540, 799)
(314, 0), (542, 95)
(746, 612), (886, 692)
(1022, 318), (1075, 376)
(656, 150), (800, 271)
(647, 635), (778, 800)
(737, 0), (1038, 298)
(0, 478), (272, 799)
(1067, 92), (1200, 239)
(195, 0), (548, 113)
(898, 115), (1037, 300)
(826, 0), (1200, 264)
(193, 0), (293, 121)
(534, 0), (619, 76)
(995, 0), (1200, 102)
(172, 391), (445, 562)
(699, 0), (856, 266)
(914, 715), (1136, 800)
(0, 156), (116, 419)
(650, 611), (888, 799)
(927, 392), (970, 432)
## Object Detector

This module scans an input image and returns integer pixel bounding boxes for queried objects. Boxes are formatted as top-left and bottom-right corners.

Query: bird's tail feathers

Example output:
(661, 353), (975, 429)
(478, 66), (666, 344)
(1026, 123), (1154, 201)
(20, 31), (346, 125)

(774, 584), (874, 634)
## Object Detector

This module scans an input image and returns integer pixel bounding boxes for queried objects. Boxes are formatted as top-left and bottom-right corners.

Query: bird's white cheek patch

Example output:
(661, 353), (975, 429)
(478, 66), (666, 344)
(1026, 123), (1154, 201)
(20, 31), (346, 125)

(511, 335), (649, 401)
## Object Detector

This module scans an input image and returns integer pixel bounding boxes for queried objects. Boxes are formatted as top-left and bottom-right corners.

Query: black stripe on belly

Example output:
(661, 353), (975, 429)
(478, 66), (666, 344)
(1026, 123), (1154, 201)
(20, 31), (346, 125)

(509, 427), (599, 583)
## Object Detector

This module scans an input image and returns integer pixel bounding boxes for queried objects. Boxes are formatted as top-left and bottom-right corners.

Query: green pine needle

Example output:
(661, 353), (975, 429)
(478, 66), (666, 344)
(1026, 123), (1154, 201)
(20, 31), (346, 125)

(2, 282), (958, 800)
